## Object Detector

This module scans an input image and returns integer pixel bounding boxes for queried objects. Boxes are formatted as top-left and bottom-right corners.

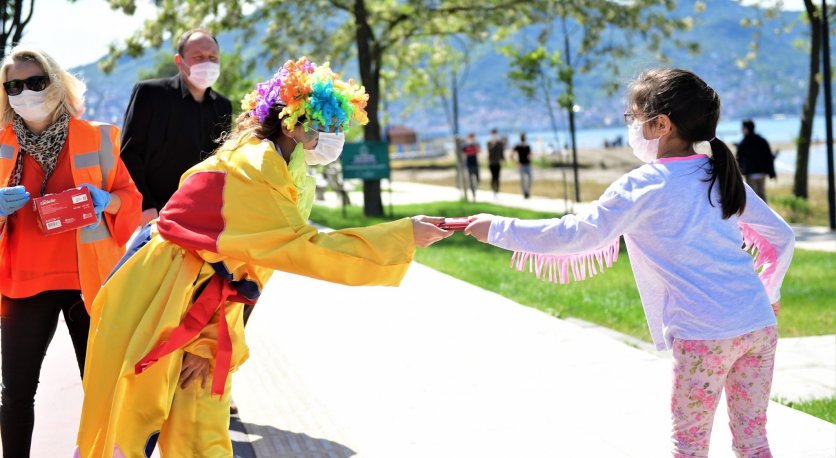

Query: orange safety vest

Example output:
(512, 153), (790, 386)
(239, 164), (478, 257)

(0, 117), (126, 312)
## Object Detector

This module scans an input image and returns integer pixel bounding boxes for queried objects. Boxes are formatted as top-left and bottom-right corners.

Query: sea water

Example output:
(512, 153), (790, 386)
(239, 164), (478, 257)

(512, 115), (835, 175)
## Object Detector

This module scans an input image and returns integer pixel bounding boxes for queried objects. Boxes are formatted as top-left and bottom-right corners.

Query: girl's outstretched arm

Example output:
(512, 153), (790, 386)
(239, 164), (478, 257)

(463, 176), (652, 284)
(469, 181), (647, 255)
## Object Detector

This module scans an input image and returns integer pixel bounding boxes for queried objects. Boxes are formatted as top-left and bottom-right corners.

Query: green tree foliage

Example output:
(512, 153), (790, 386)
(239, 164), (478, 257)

(100, 0), (533, 215)
(737, 0), (835, 199)
(499, 0), (698, 202)
(1, 0), (35, 57)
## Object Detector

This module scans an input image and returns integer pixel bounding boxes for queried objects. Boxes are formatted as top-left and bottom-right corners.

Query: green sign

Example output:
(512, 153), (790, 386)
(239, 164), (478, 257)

(341, 141), (390, 180)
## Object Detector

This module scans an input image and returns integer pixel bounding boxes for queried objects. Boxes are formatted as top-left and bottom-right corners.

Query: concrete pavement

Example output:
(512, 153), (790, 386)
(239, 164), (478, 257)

(231, 263), (835, 457)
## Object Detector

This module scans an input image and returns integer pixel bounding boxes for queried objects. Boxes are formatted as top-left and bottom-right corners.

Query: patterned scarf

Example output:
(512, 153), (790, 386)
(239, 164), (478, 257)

(9, 112), (70, 196)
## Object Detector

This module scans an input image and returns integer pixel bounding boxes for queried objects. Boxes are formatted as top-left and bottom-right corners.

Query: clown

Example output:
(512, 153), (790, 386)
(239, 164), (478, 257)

(75, 57), (452, 457)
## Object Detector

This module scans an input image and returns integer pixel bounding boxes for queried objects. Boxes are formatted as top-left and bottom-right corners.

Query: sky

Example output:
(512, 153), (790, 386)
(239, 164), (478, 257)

(19, 0), (157, 69)
(20, 0), (811, 70)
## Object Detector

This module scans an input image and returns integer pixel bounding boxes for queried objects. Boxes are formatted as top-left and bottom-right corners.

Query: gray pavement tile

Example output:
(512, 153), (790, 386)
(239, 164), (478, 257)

(233, 265), (836, 458)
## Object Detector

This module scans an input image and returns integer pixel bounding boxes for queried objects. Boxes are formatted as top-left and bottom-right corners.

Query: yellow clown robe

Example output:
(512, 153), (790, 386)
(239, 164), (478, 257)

(76, 137), (416, 458)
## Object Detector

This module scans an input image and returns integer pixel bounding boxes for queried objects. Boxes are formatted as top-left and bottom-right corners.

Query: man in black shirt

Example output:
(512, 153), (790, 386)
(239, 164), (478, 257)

(486, 128), (505, 196)
(736, 120), (776, 201)
(513, 133), (532, 198)
(121, 28), (232, 225)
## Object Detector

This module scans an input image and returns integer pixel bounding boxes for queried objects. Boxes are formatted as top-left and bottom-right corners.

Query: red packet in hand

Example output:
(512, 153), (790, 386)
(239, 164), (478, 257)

(437, 217), (470, 231)
(32, 187), (96, 235)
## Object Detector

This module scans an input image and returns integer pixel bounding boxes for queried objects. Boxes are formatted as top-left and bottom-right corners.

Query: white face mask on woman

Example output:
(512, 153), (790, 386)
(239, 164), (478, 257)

(627, 119), (660, 163)
(185, 62), (220, 90)
(304, 131), (346, 165)
(8, 89), (56, 124)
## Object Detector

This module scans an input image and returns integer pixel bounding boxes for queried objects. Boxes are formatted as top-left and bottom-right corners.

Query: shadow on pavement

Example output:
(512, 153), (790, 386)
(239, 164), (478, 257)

(230, 415), (355, 458)
(230, 414), (257, 458)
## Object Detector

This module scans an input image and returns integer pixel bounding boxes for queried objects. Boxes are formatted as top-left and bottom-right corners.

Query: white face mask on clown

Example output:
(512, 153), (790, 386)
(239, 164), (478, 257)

(9, 89), (56, 124)
(304, 131), (346, 166)
(627, 119), (660, 163)
(184, 62), (220, 90)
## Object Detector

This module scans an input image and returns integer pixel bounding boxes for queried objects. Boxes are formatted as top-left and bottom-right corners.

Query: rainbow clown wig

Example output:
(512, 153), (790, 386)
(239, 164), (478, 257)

(241, 57), (369, 133)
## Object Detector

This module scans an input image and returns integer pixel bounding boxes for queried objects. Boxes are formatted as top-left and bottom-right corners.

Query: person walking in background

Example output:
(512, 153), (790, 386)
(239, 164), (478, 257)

(513, 133), (532, 198)
(487, 128), (505, 197)
(465, 69), (794, 458)
(736, 120), (776, 201)
(463, 133), (480, 200)
(0, 46), (141, 457)
(121, 28), (232, 227)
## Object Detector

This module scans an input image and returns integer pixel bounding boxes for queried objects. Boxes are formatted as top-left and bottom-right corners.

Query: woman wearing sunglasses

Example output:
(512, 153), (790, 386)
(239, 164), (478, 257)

(0, 46), (141, 457)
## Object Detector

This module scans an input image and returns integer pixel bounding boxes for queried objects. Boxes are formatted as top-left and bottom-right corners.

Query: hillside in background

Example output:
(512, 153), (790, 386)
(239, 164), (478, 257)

(74, 0), (813, 137)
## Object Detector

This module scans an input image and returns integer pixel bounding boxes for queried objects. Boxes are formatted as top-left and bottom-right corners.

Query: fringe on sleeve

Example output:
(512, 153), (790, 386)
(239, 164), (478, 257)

(739, 223), (779, 291)
(509, 237), (621, 284)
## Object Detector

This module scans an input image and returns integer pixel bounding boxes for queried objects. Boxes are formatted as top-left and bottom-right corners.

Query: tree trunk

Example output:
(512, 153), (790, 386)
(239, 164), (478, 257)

(353, 0), (384, 216)
(795, 0), (822, 198)
(562, 19), (580, 204)
(1, 0), (8, 57)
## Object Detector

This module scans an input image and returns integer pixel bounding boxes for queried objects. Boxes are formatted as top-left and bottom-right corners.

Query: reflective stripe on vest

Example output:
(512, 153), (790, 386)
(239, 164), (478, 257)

(70, 124), (115, 244)
(79, 220), (111, 243)
(72, 125), (115, 190)
(0, 144), (14, 160)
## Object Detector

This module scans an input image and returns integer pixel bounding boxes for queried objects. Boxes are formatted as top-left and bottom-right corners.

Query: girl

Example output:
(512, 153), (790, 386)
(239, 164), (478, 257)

(0, 47), (141, 457)
(465, 68), (794, 458)
(76, 57), (451, 457)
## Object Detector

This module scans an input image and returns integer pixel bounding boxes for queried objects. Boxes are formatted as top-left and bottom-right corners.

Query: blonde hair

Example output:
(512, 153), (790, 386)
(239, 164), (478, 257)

(0, 46), (86, 126)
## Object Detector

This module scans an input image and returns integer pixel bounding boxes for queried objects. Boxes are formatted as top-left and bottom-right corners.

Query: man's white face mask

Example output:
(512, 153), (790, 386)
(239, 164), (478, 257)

(185, 62), (220, 90)
(304, 131), (346, 165)
(627, 119), (660, 163)
(9, 89), (56, 124)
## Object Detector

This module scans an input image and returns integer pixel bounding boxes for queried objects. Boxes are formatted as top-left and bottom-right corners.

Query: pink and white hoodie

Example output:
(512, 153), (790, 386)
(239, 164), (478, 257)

(487, 154), (795, 350)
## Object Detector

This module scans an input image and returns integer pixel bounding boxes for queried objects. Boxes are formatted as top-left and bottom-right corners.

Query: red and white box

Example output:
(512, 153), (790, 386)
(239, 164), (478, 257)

(32, 187), (97, 235)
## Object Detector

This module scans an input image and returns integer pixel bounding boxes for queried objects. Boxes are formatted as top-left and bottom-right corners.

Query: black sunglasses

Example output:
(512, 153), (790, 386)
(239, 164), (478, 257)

(3, 75), (50, 96)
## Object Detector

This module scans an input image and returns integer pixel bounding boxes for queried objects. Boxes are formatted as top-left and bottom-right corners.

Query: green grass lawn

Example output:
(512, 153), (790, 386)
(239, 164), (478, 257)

(774, 397), (836, 424)
(311, 201), (835, 341)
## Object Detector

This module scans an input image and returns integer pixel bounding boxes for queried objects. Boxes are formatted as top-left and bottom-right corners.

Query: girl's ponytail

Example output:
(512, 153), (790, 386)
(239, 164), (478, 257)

(707, 137), (746, 219)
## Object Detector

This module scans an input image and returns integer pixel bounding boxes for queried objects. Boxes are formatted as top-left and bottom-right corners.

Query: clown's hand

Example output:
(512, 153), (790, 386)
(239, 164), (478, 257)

(411, 215), (453, 247)
(179, 352), (211, 389)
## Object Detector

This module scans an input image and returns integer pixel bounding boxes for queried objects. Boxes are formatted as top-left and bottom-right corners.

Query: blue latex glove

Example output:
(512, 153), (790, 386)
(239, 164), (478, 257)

(80, 184), (111, 228)
(0, 186), (30, 217)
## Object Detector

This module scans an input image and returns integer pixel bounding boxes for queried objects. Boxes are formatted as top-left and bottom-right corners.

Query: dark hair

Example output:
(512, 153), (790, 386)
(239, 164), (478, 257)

(628, 68), (745, 219)
(218, 103), (306, 155)
(490, 128), (498, 134)
(520, 133), (526, 142)
(742, 119), (755, 133)
(177, 28), (219, 56)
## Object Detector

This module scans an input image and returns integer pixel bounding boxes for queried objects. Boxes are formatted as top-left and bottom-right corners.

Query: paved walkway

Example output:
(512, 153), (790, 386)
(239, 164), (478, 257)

(231, 264), (835, 457)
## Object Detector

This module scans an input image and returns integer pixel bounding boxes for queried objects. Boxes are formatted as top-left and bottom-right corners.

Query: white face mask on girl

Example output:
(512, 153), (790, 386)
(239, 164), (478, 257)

(304, 131), (346, 165)
(8, 89), (56, 124)
(627, 119), (660, 163)
(185, 62), (220, 90)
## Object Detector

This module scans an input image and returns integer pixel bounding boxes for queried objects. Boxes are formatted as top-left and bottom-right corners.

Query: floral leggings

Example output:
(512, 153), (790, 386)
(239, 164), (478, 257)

(671, 326), (777, 458)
